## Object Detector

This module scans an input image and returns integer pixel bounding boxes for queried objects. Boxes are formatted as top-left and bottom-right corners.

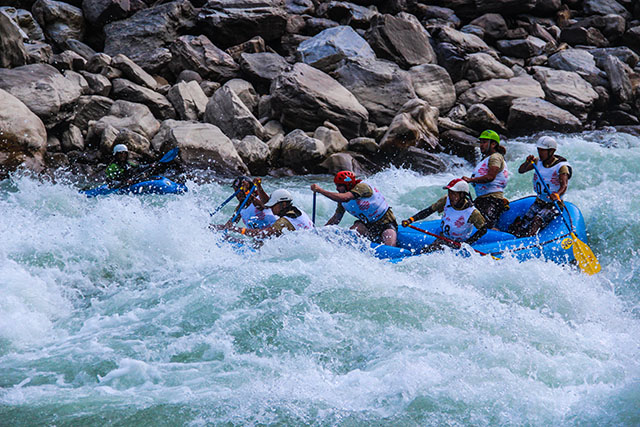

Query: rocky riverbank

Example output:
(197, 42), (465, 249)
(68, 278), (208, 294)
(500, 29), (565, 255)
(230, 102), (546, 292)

(1, 0), (640, 182)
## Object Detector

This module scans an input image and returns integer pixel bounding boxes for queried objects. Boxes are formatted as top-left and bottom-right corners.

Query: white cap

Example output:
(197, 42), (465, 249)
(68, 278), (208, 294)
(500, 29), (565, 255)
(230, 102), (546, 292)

(443, 178), (470, 193)
(113, 144), (129, 154)
(536, 136), (557, 150)
(265, 189), (293, 207)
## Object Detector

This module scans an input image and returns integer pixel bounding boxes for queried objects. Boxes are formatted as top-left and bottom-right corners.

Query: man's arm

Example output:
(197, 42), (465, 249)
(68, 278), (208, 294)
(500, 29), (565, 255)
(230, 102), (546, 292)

(465, 210), (487, 245)
(326, 203), (345, 226)
(254, 178), (269, 204)
(463, 166), (499, 183)
(518, 155), (536, 174)
(310, 184), (356, 203)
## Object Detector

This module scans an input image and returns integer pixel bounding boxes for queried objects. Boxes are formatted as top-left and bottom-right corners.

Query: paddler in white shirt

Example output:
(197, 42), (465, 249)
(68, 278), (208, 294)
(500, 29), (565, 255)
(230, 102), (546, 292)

(310, 170), (398, 247)
(228, 176), (278, 230)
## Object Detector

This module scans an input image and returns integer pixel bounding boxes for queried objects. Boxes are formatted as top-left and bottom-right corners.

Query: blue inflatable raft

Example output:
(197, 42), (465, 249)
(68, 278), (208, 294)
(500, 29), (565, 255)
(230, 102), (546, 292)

(82, 176), (188, 197)
(372, 196), (588, 265)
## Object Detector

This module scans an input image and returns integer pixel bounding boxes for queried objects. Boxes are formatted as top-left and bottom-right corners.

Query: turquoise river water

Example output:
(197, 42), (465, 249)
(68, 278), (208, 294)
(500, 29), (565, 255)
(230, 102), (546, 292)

(1, 131), (639, 425)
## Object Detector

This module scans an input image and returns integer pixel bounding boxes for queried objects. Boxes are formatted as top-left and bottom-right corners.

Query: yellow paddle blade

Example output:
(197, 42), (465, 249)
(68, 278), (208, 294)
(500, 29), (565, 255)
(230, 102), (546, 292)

(570, 233), (601, 275)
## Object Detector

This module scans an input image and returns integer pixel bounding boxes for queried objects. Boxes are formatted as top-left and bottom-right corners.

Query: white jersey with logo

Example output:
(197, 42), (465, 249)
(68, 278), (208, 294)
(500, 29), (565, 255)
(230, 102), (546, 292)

(532, 158), (570, 202)
(285, 210), (314, 230)
(441, 196), (476, 242)
(471, 155), (509, 197)
(240, 203), (278, 229)
(342, 181), (389, 224)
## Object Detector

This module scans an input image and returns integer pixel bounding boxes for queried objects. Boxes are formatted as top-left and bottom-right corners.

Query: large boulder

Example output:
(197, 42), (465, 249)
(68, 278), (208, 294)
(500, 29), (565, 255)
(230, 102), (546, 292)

(507, 97), (582, 134)
(224, 78), (259, 113)
(389, 146), (446, 175)
(316, 1), (377, 28)
(334, 58), (417, 126)
(233, 135), (270, 175)
(238, 52), (289, 90)
(0, 11), (28, 68)
(152, 120), (248, 175)
(72, 95), (114, 130)
(603, 55), (632, 104)
(0, 64), (84, 125)
(0, 89), (47, 177)
(103, 0), (196, 74)
(280, 129), (326, 169)
(169, 34), (239, 82)
(458, 75), (545, 115)
(532, 67), (598, 120)
(583, 0), (631, 20)
(408, 64), (456, 114)
(433, 26), (490, 55)
(560, 26), (609, 48)
(313, 124), (349, 155)
(167, 80), (208, 121)
(317, 152), (371, 175)
(366, 13), (436, 68)
(469, 13), (507, 40)
(547, 48), (606, 86)
(32, 0), (84, 48)
(197, 0), (288, 48)
(270, 63), (368, 138)
(111, 79), (176, 120)
(88, 100), (160, 144)
(379, 99), (440, 152)
(588, 47), (639, 69)
(465, 103), (506, 133)
(464, 52), (514, 82)
(82, 0), (133, 27)
(204, 83), (265, 140)
(496, 36), (547, 59)
(297, 25), (375, 72)
(434, 42), (468, 82)
(112, 54), (158, 90)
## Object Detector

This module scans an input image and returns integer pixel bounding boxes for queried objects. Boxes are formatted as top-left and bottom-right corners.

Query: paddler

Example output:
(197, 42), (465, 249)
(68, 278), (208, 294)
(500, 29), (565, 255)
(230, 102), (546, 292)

(508, 136), (572, 237)
(310, 171), (397, 247)
(401, 179), (488, 252)
(462, 130), (510, 229)
(223, 189), (314, 238)
(229, 176), (278, 230)
(105, 144), (139, 187)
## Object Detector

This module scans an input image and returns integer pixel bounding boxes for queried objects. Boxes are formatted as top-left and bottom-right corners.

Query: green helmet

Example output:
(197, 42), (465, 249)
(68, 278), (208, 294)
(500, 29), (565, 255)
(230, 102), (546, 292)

(479, 130), (500, 144)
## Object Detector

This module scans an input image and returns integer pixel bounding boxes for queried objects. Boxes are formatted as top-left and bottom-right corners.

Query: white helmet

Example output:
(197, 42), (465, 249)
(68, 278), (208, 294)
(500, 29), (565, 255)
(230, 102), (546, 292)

(265, 189), (293, 207)
(536, 136), (557, 150)
(443, 178), (469, 193)
(113, 144), (129, 154)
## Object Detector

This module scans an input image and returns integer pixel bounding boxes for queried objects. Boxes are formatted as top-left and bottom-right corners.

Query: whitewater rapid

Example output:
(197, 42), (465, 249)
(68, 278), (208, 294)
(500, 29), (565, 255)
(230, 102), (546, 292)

(1, 131), (639, 425)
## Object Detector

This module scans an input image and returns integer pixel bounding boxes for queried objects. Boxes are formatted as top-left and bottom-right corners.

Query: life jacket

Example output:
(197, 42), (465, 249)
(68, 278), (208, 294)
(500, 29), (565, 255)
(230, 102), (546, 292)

(342, 181), (389, 224)
(471, 154), (509, 197)
(441, 196), (476, 242)
(283, 208), (314, 230)
(532, 156), (571, 202)
(240, 203), (278, 229)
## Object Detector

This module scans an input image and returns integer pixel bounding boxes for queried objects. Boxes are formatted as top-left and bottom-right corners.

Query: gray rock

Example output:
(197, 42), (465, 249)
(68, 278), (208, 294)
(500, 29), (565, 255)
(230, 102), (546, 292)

(112, 54), (158, 90)
(624, 27), (640, 55)
(440, 130), (478, 163)
(79, 71), (112, 96)
(348, 137), (379, 154)
(366, 13), (436, 68)
(286, 0), (313, 15)
(167, 80), (208, 121)
(379, 99), (439, 152)
(224, 79), (259, 114)
(297, 25), (376, 72)
(52, 50), (86, 71)
(169, 34), (239, 82)
(547, 48), (605, 86)
(82, 0), (132, 27)
(263, 120), (284, 140)
(434, 25), (490, 54)
(177, 69), (202, 83)
(0, 63), (84, 125)
(458, 75), (545, 114)
(408, 64), (456, 114)
(113, 128), (151, 156)
(0, 11), (27, 68)
(532, 66), (598, 119)
(238, 52), (289, 89)
(604, 55), (633, 104)
(204, 84), (265, 140)
(1, 7), (44, 41)
(434, 41), (467, 81)
(72, 95), (114, 130)
(560, 26), (609, 48)
(89, 100), (160, 143)
(266, 133), (283, 160)
(313, 125), (349, 154)
(270, 63), (368, 138)
(588, 47), (639, 69)
(497, 36), (547, 58)
(574, 14), (626, 41)
(199, 80), (221, 97)
(32, 0), (84, 48)
(318, 152), (371, 175)
(281, 129), (327, 167)
(507, 97), (582, 134)
(65, 39), (96, 61)
(197, 0), (288, 48)
(24, 41), (53, 64)
(61, 124), (84, 152)
(0, 89), (46, 177)
(390, 146), (446, 175)
(446, 103), (467, 122)
(334, 58), (417, 126)
(233, 135), (271, 175)
(316, 1), (377, 28)
(465, 52), (514, 82)
(85, 52), (111, 73)
(104, 0), (196, 74)
(583, 0), (630, 20)
(152, 120), (248, 174)
(111, 78), (176, 120)
(461, 24), (484, 39)
(465, 103), (506, 133)
(469, 13), (507, 40)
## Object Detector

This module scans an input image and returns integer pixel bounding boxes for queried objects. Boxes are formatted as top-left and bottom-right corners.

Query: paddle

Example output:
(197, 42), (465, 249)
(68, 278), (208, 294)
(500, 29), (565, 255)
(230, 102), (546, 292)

(407, 224), (499, 259)
(113, 147), (180, 189)
(530, 161), (601, 275)
(230, 184), (256, 224)
(210, 188), (242, 217)
(312, 192), (317, 225)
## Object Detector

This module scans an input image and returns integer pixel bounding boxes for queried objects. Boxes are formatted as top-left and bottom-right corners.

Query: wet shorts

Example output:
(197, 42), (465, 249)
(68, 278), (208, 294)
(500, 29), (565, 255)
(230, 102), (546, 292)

(356, 218), (398, 244)
(519, 198), (560, 231)
(474, 196), (508, 229)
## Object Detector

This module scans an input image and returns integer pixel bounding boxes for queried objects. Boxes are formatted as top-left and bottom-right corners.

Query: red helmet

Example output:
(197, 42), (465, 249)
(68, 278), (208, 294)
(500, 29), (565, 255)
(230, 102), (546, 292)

(334, 170), (357, 189)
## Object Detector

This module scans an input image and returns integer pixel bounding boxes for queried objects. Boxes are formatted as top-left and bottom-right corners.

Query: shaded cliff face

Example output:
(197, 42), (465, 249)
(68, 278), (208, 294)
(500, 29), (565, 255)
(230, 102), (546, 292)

(1, 0), (640, 178)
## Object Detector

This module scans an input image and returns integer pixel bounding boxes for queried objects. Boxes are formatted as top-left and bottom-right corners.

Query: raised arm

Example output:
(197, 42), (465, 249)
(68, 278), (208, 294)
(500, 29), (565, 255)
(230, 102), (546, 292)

(518, 155), (536, 174)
